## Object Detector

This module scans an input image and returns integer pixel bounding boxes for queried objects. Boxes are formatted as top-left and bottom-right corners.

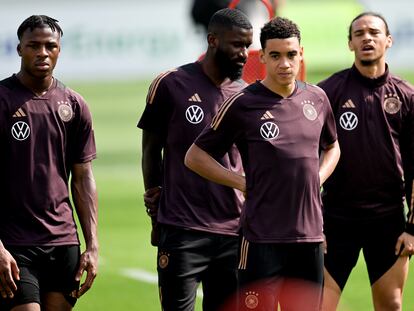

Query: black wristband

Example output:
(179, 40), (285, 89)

(405, 223), (414, 235)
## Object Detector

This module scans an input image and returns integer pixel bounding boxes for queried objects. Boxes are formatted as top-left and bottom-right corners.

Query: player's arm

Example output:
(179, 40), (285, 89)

(185, 144), (246, 193)
(0, 240), (19, 299)
(142, 129), (163, 213)
(70, 161), (98, 298)
(319, 140), (340, 187)
(395, 179), (414, 256)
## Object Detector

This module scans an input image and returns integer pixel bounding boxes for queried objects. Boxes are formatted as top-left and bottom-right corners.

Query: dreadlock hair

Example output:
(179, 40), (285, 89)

(348, 12), (390, 41)
(17, 15), (63, 40)
(260, 17), (301, 49)
(207, 8), (252, 34)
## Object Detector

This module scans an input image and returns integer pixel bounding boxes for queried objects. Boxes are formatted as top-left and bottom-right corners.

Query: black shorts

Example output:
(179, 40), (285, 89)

(237, 236), (324, 311)
(324, 211), (405, 290)
(0, 245), (80, 311)
(157, 224), (239, 311)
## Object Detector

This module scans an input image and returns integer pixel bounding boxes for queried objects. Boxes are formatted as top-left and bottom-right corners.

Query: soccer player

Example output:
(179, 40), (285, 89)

(318, 12), (414, 311)
(0, 15), (98, 311)
(185, 17), (340, 311)
(138, 8), (253, 311)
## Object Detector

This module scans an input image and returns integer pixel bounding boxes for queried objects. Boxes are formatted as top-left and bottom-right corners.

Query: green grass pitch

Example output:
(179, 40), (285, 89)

(66, 70), (414, 310)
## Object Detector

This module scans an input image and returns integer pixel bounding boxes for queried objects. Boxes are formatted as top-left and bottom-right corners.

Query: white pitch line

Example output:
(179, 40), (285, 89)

(121, 268), (203, 298)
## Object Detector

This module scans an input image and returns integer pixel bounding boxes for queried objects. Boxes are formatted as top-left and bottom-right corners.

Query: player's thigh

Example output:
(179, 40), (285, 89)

(363, 212), (405, 286)
(41, 292), (72, 311)
(0, 248), (41, 311)
(323, 216), (361, 290)
(371, 256), (408, 311)
(41, 246), (80, 308)
(157, 225), (213, 310)
(202, 235), (238, 311)
(9, 303), (40, 311)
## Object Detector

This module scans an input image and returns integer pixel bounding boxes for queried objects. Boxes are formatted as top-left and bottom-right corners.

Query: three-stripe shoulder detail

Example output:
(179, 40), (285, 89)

(146, 69), (177, 104)
(211, 92), (244, 130)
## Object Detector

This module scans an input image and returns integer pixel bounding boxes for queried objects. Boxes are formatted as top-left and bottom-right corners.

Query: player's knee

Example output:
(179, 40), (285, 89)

(375, 296), (402, 311)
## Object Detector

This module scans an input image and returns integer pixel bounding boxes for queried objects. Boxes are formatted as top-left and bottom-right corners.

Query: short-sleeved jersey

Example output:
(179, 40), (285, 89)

(0, 75), (97, 246)
(318, 65), (414, 220)
(138, 62), (245, 236)
(195, 81), (337, 243)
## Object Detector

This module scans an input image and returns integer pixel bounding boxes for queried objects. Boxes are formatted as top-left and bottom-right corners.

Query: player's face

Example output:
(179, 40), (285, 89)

(348, 15), (392, 66)
(17, 26), (61, 79)
(215, 27), (253, 80)
(260, 37), (302, 88)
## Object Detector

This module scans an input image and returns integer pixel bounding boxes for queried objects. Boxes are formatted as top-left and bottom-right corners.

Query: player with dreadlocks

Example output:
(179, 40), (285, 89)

(0, 15), (98, 310)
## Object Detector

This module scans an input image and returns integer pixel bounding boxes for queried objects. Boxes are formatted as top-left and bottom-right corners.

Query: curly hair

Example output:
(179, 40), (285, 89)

(260, 17), (301, 49)
(17, 15), (63, 40)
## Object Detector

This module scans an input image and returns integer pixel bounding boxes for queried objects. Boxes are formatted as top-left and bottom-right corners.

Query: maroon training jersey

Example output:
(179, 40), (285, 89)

(138, 62), (245, 236)
(318, 65), (414, 220)
(195, 81), (337, 243)
(0, 75), (97, 246)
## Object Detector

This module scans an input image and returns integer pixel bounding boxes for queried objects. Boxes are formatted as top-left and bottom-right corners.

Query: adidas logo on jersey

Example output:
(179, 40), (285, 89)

(188, 93), (202, 102)
(342, 99), (355, 108)
(261, 111), (274, 120)
(12, 108), (26, 117)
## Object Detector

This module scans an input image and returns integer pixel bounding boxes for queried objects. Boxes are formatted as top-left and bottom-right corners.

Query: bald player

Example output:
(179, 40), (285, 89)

(138, 8), (252, 311)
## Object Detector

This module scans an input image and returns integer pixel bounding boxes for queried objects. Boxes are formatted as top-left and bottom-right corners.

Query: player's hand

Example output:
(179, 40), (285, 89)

(71, 248), (98, 298)
(144, 186), (161, 217)
(0, 245), (19, 299)
(395, 232), (414, 256)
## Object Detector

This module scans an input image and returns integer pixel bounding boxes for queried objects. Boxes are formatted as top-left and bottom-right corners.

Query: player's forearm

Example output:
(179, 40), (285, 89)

(406, 180), (414, 234)
(319, 140), (340, 186)
(185, 144), (246, 192)
(71, 163), (99, 251)
(142, 130), (163, 189)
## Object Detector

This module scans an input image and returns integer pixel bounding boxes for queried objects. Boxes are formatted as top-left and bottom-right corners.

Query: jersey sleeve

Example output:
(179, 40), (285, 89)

(195, 92), (244, 159)
(319, 91), (338, 150)
(137, 70), (175, 135)
(69, 93), (97, 163)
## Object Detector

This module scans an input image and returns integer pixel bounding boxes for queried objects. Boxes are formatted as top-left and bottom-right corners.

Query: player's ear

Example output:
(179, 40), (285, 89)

(207, 32), (218, 49)
(259, 49), (265, 64)
(348, 40), (354, 52)
(386, 34), (393, 49)
(17, 43), (22, 56)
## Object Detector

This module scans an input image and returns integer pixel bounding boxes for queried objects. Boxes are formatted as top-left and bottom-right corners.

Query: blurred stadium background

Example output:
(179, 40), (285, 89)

(1, 0), (414, 310)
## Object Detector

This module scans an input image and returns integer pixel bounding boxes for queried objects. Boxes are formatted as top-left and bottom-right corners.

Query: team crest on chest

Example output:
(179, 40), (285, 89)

(57, 101), (74, 122)
(301, 100), (317, 121)
(383, 94), (401, 114)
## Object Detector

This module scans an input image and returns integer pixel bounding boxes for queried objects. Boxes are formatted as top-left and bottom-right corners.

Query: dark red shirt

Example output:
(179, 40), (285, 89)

(138, 62), (245, 235)
(0, 75), (97, 246)
(195, 81), (337, 243)
(318, 65), (414, 219)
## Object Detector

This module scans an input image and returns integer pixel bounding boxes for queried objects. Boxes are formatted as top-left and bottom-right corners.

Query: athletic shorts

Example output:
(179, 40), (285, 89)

(237, 236), (324, 311)
(324, 210), (405, 290)
(157, 224), (239, 311)
(0, 245), (80, 311)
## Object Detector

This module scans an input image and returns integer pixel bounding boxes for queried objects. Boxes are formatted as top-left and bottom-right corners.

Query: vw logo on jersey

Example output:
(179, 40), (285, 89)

(339, 112), (358, 131)
(11, 121), (31, 141)
(185, 105), (204, 124)
(260, 121), (279, 140)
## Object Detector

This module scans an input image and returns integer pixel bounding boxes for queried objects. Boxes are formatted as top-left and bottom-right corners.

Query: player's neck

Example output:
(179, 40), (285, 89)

(261, 78), (295, 98)
(354, 60), (386, 79)
(200, 57), (226, 86)
(16, 71), (54, 96)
